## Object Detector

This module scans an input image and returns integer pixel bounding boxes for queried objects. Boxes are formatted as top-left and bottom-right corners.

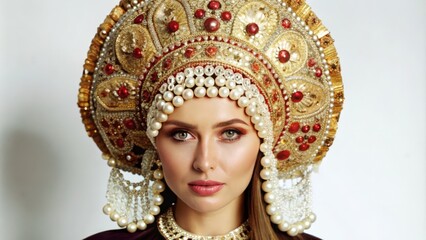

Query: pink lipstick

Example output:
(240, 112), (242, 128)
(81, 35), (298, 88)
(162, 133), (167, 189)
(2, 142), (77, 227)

(188, 180), (224, 196)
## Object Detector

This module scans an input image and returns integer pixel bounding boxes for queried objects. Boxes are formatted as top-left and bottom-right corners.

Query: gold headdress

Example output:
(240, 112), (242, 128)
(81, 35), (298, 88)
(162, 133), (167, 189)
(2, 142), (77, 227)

(78, 0), (343, 236)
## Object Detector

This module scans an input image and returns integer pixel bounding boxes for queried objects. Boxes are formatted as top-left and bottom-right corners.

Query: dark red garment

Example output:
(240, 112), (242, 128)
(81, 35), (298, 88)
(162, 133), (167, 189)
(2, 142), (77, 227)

(84, 225), (321, 240)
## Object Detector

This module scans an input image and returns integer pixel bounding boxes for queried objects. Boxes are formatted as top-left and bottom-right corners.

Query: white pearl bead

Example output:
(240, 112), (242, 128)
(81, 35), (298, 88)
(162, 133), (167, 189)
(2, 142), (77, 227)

(207, 87), (218, 97)
(258, 129), (267, 138)
(147, 129), (159, 138)
(194, 87), (206, 97)
(153, 181), (165, 193)
(278, 221), (290, 231)
(151, 121), (162, 131)
(297, 224), (304, 232)
(172, 96), (184, 107)
(259, 143), (269, 152)
(218, 87), (230, 97)
(173, 85), (184, 95)
(261, 156), (272, 167)
(255, 121), (264, 130)
(102, 153), (111, 160)
(144, 214), (155, 224)
(153, 169), (163, 179)
(107, 159), (116, 167)
(118, 217), (128, 227)
(271, 214), (282, 224)
(309, 213), (317, 222)
(137, 220), (147, 230)
(102, 204), (112, 215)
(260, 169), (271, 180)
(226, 80), (236, 89)
(245, 106), (256, 116)
(229, 89), (241, 100)
(182, 89), (194, 100)
(195, 76), (205, 87)
(155, 112), (168, 122)
(262, 181), (273, 192)
(264, 192), (275, 203)
(238, 97), (249, 107)
(156, 100), (165, 110)
(288, 227), (298, 236)
(266, 204), (277, 215)
(162, 103), (174, 114)
(163, 91), (174, 101)
(153, 194), (164, 205)
(127, 223), (137, 233)
(150, 205), (160, 215)
(215, 76), (226, 86)
(303, 220), (311, 229)
(251, 115), (261, 124)
(205, 77), (215, 87)
(185, 77), (195, 88)
(110, 211), (120, 221)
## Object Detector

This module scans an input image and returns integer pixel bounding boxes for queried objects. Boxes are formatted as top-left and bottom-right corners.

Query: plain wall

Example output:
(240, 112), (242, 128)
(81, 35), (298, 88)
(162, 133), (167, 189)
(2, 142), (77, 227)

(0, 0), (425, 239)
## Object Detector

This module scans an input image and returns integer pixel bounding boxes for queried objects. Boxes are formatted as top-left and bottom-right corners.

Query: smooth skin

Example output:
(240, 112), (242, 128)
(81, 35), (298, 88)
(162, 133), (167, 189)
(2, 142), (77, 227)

(156, 97), (260, 235)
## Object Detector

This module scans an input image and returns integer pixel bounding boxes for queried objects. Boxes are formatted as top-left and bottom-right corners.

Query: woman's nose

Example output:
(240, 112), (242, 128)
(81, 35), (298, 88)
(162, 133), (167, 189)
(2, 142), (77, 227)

(192, 137), (217, 172)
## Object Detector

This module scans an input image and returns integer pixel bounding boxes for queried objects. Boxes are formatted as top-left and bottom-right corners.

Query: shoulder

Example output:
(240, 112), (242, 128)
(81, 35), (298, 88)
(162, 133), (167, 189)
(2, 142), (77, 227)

(299, 232), (322, 240)
(83, 225), (164, 240)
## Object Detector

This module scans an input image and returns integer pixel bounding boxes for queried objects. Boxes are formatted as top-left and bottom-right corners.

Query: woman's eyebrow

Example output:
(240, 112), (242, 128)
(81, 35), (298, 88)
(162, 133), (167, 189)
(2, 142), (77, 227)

(162, 120), (197, 129)
(213, 119), (249, 128)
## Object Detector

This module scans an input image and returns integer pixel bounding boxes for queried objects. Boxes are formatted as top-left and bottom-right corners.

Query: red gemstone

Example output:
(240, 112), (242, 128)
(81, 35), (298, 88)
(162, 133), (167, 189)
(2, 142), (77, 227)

(204, 18), (220, 32)
(281, 18), (291, 29)
(315, 67), (323, 77)
(308, 136), (317, 143)
(104, 64), (114, 75)
(313, 124), (321, 132)
(117, 86), (129, 99)
(246, 23), (259, 36)
(208, 0), (221, 10)
(163, 58), (172, 69)
(296, 136), (304, 143)
(299, 143), (310, 151)
(288, 122), (300, 134)
(167, 20), (179, 33)
(101, 119), (109, 128)
(151, 72), (159, 82)
(134, 14), (144, 24)
(272, 92), (279, 102)
(308, 58), (316, 67)
(194, 9), (206, 19)
(123, 118), (136, 130)
(116, 139), (125, 148)
(277, 150), (291, 160)
(301, 125), (310, 133)
(291, 91), (304, 103)
(142, 90), (151, 101)
(133, 48), (143, 59)
(221, 11), (232, 21)
(278, 50), (291, 63)
(184, 47), (196, 58)
(251, 62), (260, 73)
(205, 46), (218, 57)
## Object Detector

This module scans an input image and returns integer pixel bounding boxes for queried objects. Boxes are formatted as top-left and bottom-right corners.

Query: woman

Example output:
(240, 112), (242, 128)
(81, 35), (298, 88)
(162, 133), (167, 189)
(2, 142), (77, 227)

(78, 0), (343, 239)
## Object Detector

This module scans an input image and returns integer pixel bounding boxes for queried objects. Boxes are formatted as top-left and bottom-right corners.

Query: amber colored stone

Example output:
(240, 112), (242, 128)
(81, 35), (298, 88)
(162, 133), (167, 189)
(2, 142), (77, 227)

(291, 91), (303, 103)
(208, 0), (221, 10)
(288, 122), (300, 133)
(204, 18), (220, 32)
(315, 67), (323, 77)
(117, 86), (129, 99)
(277, 150), (291, 160)
(205, 46), (218, 57)
(301, 125), (310, 133)
(194, 9), (206, 19)
(246, 23), (259, 36)
(313, 124), (321, 132)
(133, 48), (143, 59)
(104, 64), (114, 75)
(134, 14), (144, 24)
(299, 143), (310, 151)
(221, 11), (232, 21)
(123, 118), (136, 130)
(296, 136), (304, 143)
(167, 20), (179, 33)
(184, 47), (196, 58)
(278, 50), (290, 63)
(281, 18), (291, 29)
(308, 136), (317, 143)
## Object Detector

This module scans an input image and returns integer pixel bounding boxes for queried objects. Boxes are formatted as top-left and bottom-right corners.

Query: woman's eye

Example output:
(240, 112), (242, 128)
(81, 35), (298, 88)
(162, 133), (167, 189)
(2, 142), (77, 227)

(222, 129), (241, 141)
(172, 131), (191, 141)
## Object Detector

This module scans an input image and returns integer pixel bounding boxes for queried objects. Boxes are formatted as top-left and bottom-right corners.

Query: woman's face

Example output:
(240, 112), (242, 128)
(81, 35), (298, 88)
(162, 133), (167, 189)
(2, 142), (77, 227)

(156, 97), (260, 214)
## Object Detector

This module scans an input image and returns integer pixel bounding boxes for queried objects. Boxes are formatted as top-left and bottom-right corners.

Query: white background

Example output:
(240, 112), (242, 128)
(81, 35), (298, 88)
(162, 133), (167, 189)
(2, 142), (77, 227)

(0, 0), (425, 239)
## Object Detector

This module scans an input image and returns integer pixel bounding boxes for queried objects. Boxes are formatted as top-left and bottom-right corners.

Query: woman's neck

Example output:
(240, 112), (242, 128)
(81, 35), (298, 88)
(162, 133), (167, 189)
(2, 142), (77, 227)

(173, 195), (245, 236)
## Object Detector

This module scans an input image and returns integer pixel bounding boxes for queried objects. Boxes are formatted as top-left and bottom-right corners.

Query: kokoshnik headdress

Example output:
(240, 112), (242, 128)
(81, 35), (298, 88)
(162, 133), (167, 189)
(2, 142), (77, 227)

(78, 0), (343, 236)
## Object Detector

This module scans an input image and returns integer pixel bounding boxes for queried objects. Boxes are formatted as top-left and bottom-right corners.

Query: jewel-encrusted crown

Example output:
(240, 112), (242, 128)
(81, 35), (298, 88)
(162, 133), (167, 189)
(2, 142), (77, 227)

(78, 0), (344, 174)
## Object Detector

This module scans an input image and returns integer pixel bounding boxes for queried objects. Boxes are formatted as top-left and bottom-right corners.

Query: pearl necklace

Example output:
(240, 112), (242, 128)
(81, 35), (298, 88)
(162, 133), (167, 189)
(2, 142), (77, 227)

(157, 208), (250, 240)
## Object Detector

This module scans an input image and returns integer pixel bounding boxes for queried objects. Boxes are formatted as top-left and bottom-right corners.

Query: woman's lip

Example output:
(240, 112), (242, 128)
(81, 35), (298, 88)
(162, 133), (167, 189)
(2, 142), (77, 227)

(188, 180), (224, 196)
